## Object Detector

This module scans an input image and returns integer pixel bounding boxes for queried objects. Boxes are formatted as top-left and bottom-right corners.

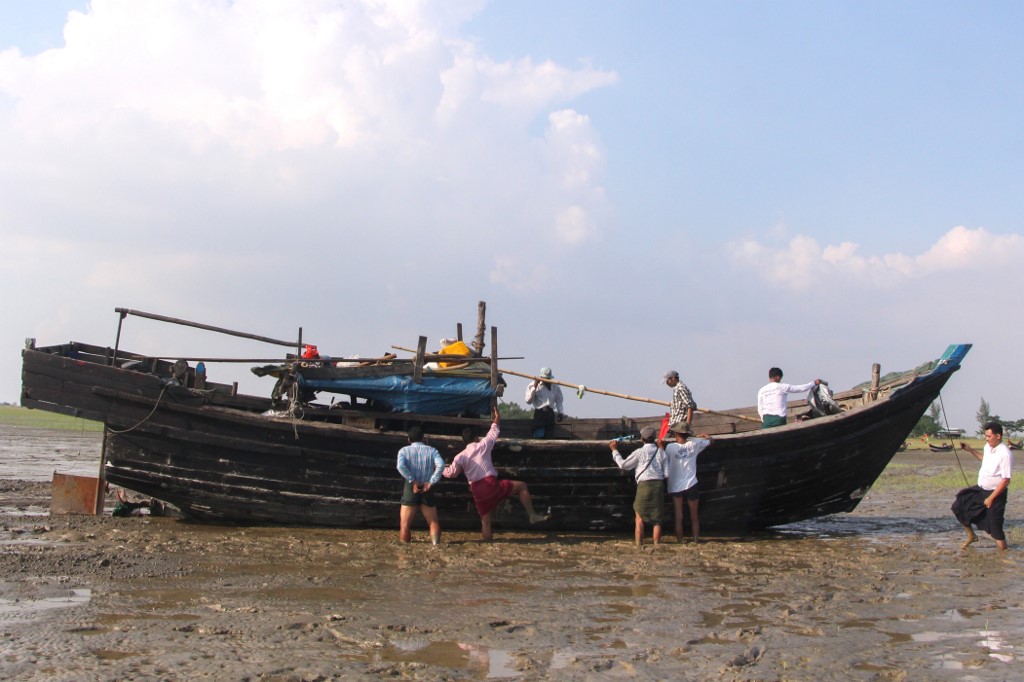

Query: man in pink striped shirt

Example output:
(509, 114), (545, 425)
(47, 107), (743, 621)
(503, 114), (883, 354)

(443, 406), (550, 541)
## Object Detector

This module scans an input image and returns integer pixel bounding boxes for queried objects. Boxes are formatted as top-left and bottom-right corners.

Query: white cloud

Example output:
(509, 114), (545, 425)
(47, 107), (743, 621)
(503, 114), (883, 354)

(0, 0), (625, 408)
(0, 0), (620, 304)
(0, 0), (616, 162)
(488, 256), (549, 294)
(729, 226), (1024, 291)
(554, 205), (593, 245)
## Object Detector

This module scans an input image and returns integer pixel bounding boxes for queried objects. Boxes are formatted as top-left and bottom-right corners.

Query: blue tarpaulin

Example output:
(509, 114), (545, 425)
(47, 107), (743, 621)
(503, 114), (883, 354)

(297, 373), (495, 415)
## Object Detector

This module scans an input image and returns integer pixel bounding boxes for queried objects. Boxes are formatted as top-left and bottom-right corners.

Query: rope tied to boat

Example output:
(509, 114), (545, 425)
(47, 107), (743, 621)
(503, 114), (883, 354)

(106, 384), (171, 435)
(286, 380), (304, 439)
(938, 393), (972, 487)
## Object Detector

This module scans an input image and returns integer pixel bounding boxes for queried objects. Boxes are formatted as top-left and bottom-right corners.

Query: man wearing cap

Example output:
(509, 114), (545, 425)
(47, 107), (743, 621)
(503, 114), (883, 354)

(609, 426), (669, 546)
(757, 367), (821, 428)
(663, 370), (697, 438)
(525, 367), (564, 438)
(660, 423), (712, 543)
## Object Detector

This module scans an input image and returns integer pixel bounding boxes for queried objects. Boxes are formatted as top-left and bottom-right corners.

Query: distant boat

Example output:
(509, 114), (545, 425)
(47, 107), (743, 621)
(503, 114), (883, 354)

(20, 306), (972, 533)
(928, 442), (954, 452)
(1009, 440), (1023, 451)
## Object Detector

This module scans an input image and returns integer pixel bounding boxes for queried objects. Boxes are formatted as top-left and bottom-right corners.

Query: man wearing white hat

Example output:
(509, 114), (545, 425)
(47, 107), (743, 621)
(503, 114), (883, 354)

(525, 367), (564, 438)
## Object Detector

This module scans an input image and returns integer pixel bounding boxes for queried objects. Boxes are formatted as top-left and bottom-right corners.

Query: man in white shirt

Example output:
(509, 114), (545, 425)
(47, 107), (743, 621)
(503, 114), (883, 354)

(525, 367), (564, 438)
(660, 423), (712, 543)
(609, 426), (668, 546)
(756, 367), (821, 428)
(954, 421), (1013, 550)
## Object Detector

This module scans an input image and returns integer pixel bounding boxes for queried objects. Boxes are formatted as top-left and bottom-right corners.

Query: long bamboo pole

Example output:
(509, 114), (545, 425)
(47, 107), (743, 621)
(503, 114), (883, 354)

(391, 345), (760, 424)
(501, 367), (761, 424)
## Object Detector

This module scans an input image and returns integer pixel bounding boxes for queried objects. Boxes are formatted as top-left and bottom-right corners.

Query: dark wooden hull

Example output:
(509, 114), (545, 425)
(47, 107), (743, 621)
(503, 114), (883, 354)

(20, 341), (969, 532)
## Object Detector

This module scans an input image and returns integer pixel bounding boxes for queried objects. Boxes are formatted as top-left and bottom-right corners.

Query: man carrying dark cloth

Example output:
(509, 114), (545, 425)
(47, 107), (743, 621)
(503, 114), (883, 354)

(952, 420), (1012, 550)
(609, 426), (669, 546)
(443, 406), (550, 541)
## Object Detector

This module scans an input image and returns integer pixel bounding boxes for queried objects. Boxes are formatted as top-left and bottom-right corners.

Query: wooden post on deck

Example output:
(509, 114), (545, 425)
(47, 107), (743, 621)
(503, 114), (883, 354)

(471, 301), (486, 356)
(490, 327), (499, 389)
(869, 363), (881, 401)
(413, 336), (427, 384)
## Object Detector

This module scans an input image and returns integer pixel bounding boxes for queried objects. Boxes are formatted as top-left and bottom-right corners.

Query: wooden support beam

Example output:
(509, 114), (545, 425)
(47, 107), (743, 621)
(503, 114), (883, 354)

(472, 301), (486, 356)
(413, 336), (427, 384)
(490, 326), (499, 390)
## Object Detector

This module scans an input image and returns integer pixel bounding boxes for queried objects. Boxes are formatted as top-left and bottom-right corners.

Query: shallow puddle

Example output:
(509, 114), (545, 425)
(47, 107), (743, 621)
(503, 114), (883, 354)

(0, 588), (91, 624)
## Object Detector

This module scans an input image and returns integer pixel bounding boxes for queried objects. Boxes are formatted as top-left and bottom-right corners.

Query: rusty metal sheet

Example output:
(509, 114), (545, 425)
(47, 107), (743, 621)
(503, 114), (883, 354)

(50, 473), (102, 515)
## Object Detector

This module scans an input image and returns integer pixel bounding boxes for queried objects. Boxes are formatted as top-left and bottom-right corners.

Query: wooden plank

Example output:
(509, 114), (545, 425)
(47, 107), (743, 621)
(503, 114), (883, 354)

(413, 336), (426, 384)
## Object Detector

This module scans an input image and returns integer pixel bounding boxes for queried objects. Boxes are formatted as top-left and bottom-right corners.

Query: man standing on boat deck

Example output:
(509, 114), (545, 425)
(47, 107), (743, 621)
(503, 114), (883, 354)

(609, 426), (669, 546)
(525, 367), (564, 438)
(396, 426), (445, 545)
(952, 421), (1012, 551)
(662, 370), (697, 438)
(757, 367), (821, 428)
(443, 406), (550, 541)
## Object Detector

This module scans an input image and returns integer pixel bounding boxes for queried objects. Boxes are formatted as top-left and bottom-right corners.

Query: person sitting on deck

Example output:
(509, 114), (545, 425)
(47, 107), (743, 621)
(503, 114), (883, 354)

(442, 406), (550, 541)
(756, 367), (821, 428)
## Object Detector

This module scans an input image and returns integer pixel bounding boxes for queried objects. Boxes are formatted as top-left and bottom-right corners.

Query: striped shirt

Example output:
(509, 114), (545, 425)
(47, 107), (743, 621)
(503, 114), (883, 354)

(397, 442), (445, 485)
(670, 381), (696, 425)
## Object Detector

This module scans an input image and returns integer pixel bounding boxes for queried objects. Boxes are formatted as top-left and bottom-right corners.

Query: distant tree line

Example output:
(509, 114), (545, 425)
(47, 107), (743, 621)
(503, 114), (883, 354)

(975, 397), (1024, 437)
(911, 401), (943, 437)
(498, 401), (573, 421)
(912, 398), (1023, 438)
(498, 401), (532, 419)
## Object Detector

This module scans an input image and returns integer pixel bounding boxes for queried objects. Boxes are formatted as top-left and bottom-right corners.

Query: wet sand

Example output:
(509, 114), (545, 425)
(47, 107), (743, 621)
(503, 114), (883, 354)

(1, 429), (1021, 680)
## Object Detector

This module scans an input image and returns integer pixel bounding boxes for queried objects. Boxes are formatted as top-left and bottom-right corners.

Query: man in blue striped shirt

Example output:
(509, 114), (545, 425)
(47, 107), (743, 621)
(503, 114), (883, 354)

(397, 426), (445, 545)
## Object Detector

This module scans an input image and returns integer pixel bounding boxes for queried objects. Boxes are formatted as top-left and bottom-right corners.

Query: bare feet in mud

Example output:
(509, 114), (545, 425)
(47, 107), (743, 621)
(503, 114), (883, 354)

(960, 528), (978, 549)
(529, 513), (550, 524)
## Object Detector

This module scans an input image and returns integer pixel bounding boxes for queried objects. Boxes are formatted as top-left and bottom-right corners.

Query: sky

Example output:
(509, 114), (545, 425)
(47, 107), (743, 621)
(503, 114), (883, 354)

(2, 0), (1022, 434)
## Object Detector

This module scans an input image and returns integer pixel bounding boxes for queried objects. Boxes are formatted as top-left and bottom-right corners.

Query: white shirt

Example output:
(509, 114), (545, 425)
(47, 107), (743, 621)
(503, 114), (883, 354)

(612, 443), (668, 482)
(525, 382), (564, 414)
(978, 442), (1013, 490)
(757, 380), (816, 419)
(665, 438), (711, 493)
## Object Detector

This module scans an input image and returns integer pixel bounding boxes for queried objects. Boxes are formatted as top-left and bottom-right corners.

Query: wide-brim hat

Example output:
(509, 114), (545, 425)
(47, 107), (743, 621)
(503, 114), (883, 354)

(669, 422), (692, 436)
(540, 367), (553, 379)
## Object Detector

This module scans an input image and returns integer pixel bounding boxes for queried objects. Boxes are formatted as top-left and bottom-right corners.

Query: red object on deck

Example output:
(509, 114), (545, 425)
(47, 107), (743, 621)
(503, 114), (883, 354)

(658, 413), (671, 440)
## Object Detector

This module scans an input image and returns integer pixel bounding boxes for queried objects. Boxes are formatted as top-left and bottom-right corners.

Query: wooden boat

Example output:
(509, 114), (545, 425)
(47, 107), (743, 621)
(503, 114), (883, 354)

(928, 442), (954, 452)
(19, 307), (971, 533)
(1009, 440), (1023, 451)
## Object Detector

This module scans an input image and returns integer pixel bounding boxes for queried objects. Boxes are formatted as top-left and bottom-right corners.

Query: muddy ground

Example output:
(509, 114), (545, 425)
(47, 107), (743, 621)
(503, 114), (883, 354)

(0, 430), (1021, 681)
